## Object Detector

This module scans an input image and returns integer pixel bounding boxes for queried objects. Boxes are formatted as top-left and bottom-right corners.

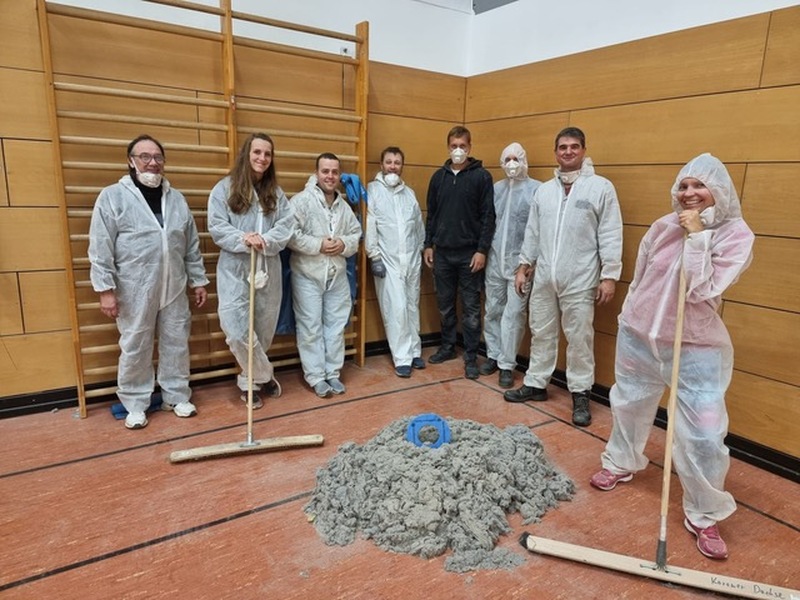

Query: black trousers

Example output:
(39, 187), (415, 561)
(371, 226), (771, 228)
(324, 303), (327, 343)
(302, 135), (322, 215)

(432, 247), (482, 363)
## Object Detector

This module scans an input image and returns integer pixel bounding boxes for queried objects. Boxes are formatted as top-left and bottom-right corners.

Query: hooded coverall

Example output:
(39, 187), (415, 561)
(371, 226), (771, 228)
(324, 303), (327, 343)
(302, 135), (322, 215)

(365, 172), (425, 368)
(484, 143), (541, 371)
(288, 177), (362, 386)
(208, 177), (294, 392)
(601, 153), (754, 528)
(89, 175), (208, 414)
(519, 159), (623, 393)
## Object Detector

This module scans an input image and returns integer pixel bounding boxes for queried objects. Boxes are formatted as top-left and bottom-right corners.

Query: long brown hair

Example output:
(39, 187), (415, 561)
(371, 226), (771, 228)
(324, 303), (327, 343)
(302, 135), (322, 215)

(227, 133), (279, 215)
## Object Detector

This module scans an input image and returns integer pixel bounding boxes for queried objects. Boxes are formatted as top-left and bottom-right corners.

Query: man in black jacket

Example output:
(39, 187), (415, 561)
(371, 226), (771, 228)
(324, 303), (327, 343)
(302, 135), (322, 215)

(423, 126), (495, 379)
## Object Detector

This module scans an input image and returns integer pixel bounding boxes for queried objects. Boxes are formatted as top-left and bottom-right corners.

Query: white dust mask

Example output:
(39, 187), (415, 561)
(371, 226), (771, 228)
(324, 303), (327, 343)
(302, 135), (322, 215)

(555, 168), (580, 185)
(450, 148), (467, 165)
(248, 252), (269, 289)
(133, 165), (163, 188)
(384, 173), (400, 187)
(699, 206), (716, 227)
(503, 160), (521, 178)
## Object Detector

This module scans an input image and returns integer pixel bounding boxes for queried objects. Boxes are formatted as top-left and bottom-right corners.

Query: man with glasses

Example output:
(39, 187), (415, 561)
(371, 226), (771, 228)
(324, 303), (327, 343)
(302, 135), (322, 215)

(89, 134), (208, 430)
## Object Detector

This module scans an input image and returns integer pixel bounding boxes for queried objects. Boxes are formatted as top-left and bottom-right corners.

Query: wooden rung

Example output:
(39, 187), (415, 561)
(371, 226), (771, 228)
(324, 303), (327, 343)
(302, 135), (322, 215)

(276, 150), (358, 161)
(46, 3), (222, 43)
(236, 101), (361, 123)
(62, 161), (228, 175)
(230, 9), (359, 44)
(83, 365), (119, 377)
(81, 344), (119, 355)
(59, 136), (229, 155)
(67, 209), (94, 218)
(54, 82), (228, 108)
(238, 126), (358, 144)
(233, 36), (356, 66)
(57, 110), (229, 132)
(143, 0), (225, 18)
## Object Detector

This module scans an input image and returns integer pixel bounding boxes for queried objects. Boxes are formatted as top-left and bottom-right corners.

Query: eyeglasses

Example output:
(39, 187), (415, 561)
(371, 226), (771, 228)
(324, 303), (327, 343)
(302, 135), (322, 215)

(130, 153), (165, 164)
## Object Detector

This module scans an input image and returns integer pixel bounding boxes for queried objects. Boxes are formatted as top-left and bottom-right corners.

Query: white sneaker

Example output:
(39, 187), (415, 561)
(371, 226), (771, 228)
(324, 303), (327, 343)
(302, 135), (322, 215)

(171, 401), (198, 418)
(124, 411), (148, 429)
(327, 378), (345, 395)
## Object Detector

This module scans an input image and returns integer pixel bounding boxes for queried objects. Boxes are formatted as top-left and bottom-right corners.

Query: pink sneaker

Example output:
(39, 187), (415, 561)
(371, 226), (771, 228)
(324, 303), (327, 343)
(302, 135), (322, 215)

(589, 468), (633, 491)
(684, 519), (728, 560)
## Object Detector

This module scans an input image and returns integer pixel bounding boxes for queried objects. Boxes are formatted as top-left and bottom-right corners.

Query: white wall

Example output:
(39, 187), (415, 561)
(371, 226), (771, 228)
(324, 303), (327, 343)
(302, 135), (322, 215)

(48, 0), (799, 76)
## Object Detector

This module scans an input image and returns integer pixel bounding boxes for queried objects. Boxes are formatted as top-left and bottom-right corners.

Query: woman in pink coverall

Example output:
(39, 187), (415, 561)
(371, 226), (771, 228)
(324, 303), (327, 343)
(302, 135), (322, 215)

(589, 153), (754, 560)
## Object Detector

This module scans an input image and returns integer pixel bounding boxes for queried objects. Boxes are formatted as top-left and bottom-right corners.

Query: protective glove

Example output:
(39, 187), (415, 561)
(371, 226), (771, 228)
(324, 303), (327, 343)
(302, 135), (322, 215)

(371, 259), (386, 278)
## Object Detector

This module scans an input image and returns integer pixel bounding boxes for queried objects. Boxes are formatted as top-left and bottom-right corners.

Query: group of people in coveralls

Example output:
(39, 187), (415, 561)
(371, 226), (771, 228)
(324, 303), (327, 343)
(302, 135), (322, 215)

(89, 126), (753, 562)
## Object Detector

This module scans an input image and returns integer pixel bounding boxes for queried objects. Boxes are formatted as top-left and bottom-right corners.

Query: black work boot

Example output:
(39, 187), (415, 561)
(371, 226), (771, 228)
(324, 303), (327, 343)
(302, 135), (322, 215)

(572, 391), (592, 427)
(479, 358), (498, 376)
(503, 385), (548, 403)
(429, 346), (457, 364)
(498, 369), (514, 389)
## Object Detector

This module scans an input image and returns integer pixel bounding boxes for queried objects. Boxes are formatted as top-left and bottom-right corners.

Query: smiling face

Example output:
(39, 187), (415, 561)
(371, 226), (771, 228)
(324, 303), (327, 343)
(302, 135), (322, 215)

(249, 138), (273, 181)
(381, 152), (403, 176)
(316, 157), (341, 196)
(676, 177), (715, 213)
(129, 139), (164, 174)
(555, 136), (586, 172)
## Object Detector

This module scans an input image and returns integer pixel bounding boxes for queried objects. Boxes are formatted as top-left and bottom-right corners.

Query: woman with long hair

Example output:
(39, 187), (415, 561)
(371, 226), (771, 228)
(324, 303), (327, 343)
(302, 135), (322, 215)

(208, 133), (293, 408)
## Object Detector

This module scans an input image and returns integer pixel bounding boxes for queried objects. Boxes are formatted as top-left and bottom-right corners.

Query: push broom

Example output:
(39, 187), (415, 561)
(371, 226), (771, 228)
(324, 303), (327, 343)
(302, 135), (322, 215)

(520, 258), (799, 599)
(170, 247), (324, 463)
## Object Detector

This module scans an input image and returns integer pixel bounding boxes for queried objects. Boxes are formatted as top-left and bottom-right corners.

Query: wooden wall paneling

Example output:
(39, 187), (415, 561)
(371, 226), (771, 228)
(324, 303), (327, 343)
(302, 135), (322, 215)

(727, 370), (800, 457)
(369, 61), (466, 122)
(572, 87), (800, 165)
(368, 113), (456, 167)
(620, 224), (647, 283)
(47, 15), (223, 93)
(466, 113), (571, 169)
(725, 303), (800, 387)
(465, 14), (769, 122)
(0, 331), (76, 396)
(0, 0), (43, 71)
(594, 281), (626, 337)
(0, 68), (50, 139)
(234, 46), (345, 109)
(4, 140), (59, 207)
(419, 293), (441, 335)
(18, 271), (71, 333)
(761, 5), (800, 88)
(723, 237), (800, 313)
(0, 141), (8, 206)
(594, 332), (617, 389)
(0, 208), (66, 271)
(741, 163), (800, 238)
(364, 298), (385, 343)
(0, 273), (23, 335)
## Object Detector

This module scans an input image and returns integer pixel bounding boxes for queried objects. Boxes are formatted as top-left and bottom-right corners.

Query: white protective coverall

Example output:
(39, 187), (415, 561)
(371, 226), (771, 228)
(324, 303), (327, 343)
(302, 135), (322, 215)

(288, 176), (362, 386)
(208, 177), (294, 392)
(484, 143), (541, 371)
(519, 158), (623, 392)
(89, 175), (208, 414)
(365, 172), (424, 367)
(601, 153), (754, 528)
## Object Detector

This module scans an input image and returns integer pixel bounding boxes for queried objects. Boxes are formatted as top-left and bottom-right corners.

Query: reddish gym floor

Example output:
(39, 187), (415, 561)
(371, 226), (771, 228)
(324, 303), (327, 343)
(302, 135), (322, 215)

(1, 352), (798, 599)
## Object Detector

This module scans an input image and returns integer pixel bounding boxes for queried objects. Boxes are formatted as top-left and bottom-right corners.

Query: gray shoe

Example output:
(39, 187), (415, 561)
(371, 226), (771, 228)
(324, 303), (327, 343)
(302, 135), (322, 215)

(327, 378), (346, 395)
(313, 381), (332, 398)
(465, 361), (480, 380)
(572, 391), (592, 426)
